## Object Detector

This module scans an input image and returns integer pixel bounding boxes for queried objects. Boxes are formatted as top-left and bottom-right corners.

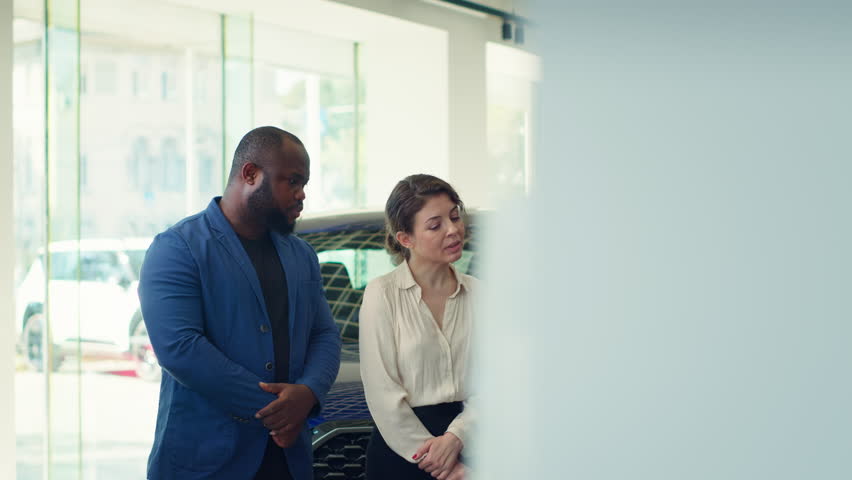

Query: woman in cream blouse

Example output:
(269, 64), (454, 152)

(360, 174), (476, 480)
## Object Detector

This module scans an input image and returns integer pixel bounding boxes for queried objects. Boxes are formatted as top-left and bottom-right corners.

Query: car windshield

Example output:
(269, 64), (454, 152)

(300, 222), (478, 344)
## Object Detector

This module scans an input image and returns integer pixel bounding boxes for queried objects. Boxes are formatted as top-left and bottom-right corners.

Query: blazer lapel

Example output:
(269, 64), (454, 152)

(204, 198), (269, 321)
(270, 231), (297, 326)
(271, 231), (300, 382)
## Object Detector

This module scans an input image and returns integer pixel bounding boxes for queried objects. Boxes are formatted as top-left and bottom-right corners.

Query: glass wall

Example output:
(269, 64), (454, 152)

(79, 32), (223, 238)
(12, 10), (46, 480)
(488, 73), (533, 196)
(254, 22), (364, 213)
(486, 42), (540, 200)
(12, 1), (364, 478)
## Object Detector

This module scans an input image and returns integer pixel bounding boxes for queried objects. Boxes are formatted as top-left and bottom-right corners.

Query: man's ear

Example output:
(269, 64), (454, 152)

(242, 162), (260, 186)
(396, 231), (413, 249)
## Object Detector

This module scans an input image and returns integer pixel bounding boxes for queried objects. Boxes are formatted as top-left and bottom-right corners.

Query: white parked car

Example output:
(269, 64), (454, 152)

(15, 238), (152, 372)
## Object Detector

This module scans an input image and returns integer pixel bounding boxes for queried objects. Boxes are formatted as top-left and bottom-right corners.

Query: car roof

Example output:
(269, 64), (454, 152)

(295, 210), (385, 234)
(295, 207), (487, 235)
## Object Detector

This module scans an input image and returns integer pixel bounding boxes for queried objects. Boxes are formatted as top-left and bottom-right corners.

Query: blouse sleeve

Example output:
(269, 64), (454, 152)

(445, 394), (474, 447)
(359, 280), (434, 462)
(446, 273), (477, 448)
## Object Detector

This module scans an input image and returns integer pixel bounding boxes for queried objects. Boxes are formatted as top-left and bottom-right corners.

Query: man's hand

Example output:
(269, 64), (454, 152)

(269, 421), (303, 448)
(255, 382), (317, 433)
(413, 432), (463, 479)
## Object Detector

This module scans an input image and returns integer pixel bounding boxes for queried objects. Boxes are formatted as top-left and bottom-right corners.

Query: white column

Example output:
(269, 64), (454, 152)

(446, 26), (488, 207)
(1, 1), (17, 478)
(361, 25), (449, 207)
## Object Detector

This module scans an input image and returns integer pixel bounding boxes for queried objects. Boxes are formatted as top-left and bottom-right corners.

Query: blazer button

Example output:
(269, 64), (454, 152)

(265, 362), (273, 371)
(260, 324), (269, 333)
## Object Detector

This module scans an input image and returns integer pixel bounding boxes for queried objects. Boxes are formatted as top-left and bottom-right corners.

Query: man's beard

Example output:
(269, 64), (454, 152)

(247, 175), (296, 236)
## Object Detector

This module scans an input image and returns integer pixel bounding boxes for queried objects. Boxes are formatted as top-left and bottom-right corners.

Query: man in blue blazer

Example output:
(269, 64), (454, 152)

(138, 127), (341, 480)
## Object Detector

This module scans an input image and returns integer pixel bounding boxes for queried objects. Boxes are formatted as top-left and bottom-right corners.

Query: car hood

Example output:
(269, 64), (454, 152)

(308, 342), (370, 427)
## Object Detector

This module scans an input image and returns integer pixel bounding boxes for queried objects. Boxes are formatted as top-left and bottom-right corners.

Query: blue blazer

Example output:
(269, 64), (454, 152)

(139, 198), (341, 480)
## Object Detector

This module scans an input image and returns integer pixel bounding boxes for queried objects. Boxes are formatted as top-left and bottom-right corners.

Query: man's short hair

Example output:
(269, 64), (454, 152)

(227, 126), (303, 184)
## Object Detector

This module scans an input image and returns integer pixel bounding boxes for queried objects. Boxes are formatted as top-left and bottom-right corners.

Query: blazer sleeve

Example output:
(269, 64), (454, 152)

(138, 231), (276, 424)
(359, 280), (434, 462)
(292, 244), (342, 415)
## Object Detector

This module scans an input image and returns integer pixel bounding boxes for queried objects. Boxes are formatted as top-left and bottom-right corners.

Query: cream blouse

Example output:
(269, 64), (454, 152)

(359, 261), (477, 462)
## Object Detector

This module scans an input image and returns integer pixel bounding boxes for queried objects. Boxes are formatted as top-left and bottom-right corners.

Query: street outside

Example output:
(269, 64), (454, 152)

(15, 355), (159, 480)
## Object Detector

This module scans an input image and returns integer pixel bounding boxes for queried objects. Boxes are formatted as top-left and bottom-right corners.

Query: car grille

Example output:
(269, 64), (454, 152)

(312, 420), (374, 480)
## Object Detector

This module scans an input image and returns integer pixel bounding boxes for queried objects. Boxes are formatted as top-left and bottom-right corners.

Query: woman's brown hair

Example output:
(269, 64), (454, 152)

(384, 174), (464, 265)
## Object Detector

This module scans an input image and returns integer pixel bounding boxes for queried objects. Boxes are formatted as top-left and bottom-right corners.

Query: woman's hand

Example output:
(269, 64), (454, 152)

(413, 432), (463, 479)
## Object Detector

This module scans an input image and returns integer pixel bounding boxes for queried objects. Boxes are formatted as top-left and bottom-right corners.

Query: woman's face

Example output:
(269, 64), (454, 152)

(399, 193), (465, 265)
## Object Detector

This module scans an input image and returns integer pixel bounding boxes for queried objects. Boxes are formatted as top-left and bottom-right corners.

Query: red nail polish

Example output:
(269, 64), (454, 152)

(412, 454), (418, 460)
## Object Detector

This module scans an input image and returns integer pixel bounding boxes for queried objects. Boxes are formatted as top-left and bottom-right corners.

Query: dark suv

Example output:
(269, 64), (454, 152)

(297, 210), (481, 480)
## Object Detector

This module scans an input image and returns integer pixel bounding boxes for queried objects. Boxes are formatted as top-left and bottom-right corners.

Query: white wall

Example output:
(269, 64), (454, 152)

(325, 0), (520, 206)
(1, 1), (17, 478)
(360, 25), (450, 206)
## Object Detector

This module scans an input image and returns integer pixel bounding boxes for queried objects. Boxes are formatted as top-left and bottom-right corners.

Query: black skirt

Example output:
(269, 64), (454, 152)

(366, 401), (464, 480)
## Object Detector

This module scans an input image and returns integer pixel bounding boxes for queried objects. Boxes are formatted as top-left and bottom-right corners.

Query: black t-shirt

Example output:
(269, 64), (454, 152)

(238, 232), (290, 383)
(238, 232), (293, 480)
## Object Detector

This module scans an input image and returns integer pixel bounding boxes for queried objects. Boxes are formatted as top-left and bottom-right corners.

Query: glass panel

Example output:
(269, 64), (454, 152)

(487, 74), (533, 199)
(14, 2), (366, 478)
(223, 13), (253, 179)
(13, 4), (47, 478)
(45, 0), (83, 478)
(253, 22), (360, 213)
(74, 0), (222, 477)
(318, 75), (358, 210)
(486, 42), (540, 201)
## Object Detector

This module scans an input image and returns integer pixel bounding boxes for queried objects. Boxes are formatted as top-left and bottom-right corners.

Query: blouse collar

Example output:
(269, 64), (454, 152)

(394, 260), (469, 297)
